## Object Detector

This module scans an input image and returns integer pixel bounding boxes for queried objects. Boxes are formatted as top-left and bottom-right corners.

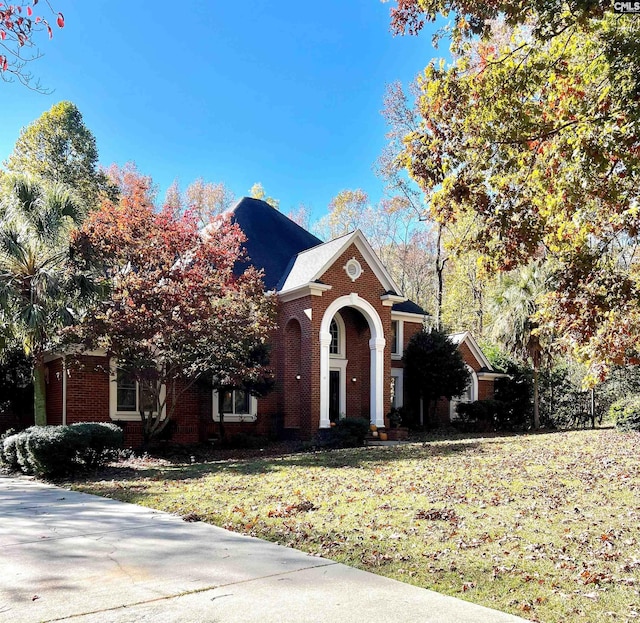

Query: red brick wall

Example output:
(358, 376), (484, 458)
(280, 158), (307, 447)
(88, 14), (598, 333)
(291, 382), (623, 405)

(283, 318), (302, 428)
(45, 358), (64, 425)
(273, 295), (315, 438)
(66, 356), (110, 423)
(478, 379), (495, 400)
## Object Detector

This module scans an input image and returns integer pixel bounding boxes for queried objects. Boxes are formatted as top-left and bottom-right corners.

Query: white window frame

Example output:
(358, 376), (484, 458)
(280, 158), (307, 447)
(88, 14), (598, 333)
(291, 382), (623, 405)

(212, 389), (258, 423)
(109, 360), (166, 421)
(329, 311), (346, 359)
(391, 367), (404, 409)
(450, 365), (478, 420)
(390, 319), (403, 360)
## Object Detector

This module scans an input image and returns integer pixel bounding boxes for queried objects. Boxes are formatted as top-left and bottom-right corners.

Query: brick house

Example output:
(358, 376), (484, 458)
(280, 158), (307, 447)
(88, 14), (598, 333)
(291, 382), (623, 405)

(44, 198), (502, 446)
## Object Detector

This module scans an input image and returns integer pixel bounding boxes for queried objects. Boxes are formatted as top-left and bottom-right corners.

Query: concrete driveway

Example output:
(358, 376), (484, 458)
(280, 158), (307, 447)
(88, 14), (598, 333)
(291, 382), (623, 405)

(0, 474), (528, 623)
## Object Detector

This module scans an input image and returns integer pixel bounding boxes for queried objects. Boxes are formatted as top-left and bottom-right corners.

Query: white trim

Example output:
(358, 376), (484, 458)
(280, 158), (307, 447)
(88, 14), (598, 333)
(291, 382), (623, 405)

(381, 293), (406, 307)
(329, 311), (346, 358)
(477, 371), (509, 380)
(282, 231), (403, 297)
(319, 293), (386, 429)
(391, 368), (404, 409)
(44, 348), (108, 362)
(450, 365), (478, 420)
(108, 360), (166, 422)
(390, 319), (404, 360)
(449, 331), (494, 371)
(279, 283), (332, 303)
(212, 390), (258, 423)
(329, 358), (348, 419)
(391, 311), (427, 323)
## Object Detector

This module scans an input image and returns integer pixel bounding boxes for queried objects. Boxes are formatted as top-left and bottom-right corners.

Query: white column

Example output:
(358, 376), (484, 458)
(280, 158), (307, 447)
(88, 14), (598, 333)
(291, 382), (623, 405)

(319, 331), (332, 428)
(370, 337), (386, 428)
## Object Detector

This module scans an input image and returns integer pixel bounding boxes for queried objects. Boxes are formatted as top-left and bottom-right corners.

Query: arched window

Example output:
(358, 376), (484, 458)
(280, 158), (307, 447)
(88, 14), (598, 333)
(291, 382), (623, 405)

(329, 319), (339, 354)
(329, 312), (346, 357)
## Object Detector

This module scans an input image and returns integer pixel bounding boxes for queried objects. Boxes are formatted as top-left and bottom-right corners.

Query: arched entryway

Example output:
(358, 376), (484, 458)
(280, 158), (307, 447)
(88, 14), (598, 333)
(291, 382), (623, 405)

(319, 293), (385, 428)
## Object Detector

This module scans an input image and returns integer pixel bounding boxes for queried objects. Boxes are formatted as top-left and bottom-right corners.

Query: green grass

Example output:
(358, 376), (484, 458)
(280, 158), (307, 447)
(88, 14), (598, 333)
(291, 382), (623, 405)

(72, 429), (640, 623)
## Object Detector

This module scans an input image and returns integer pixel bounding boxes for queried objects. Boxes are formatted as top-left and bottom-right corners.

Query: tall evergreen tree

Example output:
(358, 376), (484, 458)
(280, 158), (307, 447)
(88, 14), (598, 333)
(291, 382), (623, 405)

(5, 101), (110, 210)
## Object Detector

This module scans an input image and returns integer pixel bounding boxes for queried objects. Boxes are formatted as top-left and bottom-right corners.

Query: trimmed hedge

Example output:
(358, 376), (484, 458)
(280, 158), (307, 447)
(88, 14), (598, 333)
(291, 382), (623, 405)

(610, 395), (640, 432)
(0, 423), (124, 478)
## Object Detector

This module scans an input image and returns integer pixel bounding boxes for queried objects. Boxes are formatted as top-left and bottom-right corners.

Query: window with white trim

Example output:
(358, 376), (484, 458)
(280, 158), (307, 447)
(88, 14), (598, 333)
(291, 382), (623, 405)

(330, 319), (339, 355)
(329, 312), (346, 358)
(390, 318), (403, 359)
(391, 320), (399, 356)
(109, 364), (165, 421)
(450, 365), (477, 420)
(390, 368), (404, 409)
(213, 389), (257, 422)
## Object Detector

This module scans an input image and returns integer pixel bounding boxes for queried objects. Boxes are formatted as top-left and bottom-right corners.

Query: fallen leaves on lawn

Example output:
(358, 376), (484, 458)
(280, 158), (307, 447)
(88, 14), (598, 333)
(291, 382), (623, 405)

(72, 429), (640, 623)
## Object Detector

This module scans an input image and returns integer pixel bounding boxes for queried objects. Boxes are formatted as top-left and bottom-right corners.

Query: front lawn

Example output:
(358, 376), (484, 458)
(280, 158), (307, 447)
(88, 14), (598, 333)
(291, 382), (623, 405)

(72, 429), (640, 623)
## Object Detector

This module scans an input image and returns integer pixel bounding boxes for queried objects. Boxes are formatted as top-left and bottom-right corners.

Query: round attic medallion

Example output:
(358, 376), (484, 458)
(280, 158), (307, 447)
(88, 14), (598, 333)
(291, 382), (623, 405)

(344, 257), (363, 282)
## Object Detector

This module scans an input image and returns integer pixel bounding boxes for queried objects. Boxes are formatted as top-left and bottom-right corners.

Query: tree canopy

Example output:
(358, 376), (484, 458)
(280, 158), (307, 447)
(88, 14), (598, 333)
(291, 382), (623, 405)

(387, 1), (640, 380)
(67, 169), (277, 444)
(5, 101), (110, 210)
(403, 328), (469, 426)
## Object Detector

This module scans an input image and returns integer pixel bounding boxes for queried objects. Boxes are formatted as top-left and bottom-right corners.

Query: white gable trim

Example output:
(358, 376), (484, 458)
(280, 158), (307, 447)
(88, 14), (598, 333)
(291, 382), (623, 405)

(450, 331), (494, 371)
(278, 283), (332, 302)
(280, 230), (403, 297)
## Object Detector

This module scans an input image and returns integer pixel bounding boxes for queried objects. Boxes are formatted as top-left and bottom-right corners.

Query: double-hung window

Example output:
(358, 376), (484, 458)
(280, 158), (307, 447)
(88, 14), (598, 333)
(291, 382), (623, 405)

(213, 389), (257, 422)
(109, 363), (165, 421)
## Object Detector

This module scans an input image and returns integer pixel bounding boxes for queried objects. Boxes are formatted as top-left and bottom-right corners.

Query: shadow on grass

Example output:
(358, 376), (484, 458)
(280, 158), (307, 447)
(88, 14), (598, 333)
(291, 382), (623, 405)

(77, 427), (615, 484)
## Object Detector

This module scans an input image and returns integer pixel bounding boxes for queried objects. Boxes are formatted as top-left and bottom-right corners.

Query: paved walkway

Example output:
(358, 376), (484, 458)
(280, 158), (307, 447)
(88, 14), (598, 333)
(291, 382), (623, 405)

(0, 475), (528, 623)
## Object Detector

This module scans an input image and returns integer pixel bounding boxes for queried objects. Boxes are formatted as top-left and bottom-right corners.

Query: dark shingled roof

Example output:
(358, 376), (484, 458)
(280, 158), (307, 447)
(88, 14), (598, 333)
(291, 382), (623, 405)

(392, 300), (428, 315)
(227, 197), (322, 290)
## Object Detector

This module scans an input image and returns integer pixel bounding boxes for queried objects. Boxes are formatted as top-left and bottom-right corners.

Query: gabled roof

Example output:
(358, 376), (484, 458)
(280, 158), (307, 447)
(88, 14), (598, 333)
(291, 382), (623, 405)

(278, 229), (403, 296)
(449, 331), (494, 371)
(225, 197), (322, 290)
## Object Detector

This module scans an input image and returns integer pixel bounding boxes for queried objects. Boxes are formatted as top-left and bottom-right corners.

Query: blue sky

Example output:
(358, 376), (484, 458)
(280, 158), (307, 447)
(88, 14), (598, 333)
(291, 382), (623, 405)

(0, 1), (441, 220)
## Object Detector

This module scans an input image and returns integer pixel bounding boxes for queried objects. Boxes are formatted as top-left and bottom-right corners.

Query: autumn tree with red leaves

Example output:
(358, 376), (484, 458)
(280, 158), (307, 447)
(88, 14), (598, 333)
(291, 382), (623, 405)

(1, 1), (64, 90)
(67, 167), (277, 445)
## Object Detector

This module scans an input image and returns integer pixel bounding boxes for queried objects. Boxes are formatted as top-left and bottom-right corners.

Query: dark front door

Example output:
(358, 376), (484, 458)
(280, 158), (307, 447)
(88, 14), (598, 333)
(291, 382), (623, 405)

(329, 370), (340, 423)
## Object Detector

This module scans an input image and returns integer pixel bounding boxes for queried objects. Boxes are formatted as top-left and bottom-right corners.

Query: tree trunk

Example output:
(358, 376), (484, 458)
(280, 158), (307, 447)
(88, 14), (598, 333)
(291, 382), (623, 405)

(435, 223), (446, 331)
(533, 366), (540, 429)
(33, 361), (47, 426)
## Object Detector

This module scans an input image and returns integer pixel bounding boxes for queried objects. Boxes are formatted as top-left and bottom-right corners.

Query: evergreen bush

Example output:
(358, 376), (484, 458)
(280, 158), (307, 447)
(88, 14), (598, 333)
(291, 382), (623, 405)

(610, 395), (640, 432)
(0, 423), (124, 477)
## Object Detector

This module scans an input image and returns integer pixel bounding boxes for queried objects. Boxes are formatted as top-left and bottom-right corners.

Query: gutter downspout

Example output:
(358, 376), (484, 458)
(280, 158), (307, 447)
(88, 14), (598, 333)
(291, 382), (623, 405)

(62, 355), (67, 426)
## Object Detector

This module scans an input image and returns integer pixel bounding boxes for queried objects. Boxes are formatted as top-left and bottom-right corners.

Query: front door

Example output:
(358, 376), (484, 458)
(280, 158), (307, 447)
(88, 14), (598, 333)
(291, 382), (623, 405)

(329, 370), (340, 423)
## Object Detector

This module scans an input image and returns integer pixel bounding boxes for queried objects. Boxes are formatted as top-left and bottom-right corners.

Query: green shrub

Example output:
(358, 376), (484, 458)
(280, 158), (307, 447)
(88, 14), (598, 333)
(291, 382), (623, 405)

(610, 395), (640, 431)
(0, 423), (124, 478)
(0, 430), (19, 472)
(455, 400), (516, 432)
(15, 430), (33, 473)
(70, 422), (124, 467)
(317, 417), (370, 448)
(26, 426), (85, 477)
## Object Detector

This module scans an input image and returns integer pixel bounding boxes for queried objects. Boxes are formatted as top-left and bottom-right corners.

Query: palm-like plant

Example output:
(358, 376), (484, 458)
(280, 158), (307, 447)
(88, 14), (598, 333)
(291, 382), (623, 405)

(0, 175), (90, 425)
(490, 262), (552, 429)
